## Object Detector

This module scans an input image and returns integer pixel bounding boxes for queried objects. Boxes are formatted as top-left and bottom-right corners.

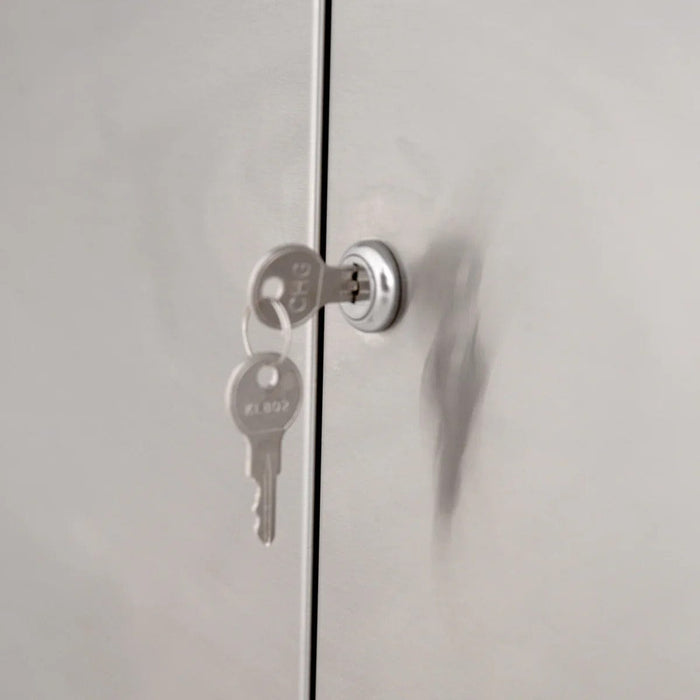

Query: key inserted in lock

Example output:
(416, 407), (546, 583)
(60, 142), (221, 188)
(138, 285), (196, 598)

(250, 240), (402, 332)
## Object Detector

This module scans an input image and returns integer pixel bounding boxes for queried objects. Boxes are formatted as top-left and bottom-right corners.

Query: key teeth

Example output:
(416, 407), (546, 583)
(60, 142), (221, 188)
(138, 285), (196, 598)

(252, 488), (274, 545)
(255, 518), (274, 545)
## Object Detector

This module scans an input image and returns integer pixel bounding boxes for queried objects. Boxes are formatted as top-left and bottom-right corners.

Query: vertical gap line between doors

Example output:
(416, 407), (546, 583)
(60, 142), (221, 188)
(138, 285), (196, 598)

(309, 0), (332, 697)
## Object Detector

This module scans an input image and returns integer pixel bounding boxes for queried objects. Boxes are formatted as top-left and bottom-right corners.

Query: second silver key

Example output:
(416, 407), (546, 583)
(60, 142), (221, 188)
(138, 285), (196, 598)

(226, 352), (302, 545)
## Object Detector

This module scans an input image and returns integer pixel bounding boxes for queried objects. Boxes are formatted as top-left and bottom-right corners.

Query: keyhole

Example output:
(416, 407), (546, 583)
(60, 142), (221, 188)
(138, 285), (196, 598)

(257, 364), (279, 389)
(261, 276), (284, 300)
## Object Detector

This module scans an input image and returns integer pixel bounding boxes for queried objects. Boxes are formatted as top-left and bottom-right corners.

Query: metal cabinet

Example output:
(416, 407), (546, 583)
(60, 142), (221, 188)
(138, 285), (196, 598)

(5, 1), (700, 698)
(317, 1), (700, 698)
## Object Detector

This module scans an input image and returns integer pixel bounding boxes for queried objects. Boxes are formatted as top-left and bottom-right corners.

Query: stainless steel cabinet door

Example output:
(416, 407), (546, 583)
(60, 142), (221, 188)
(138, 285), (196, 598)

(318, 2), (700, 697)
(1, 2), (319, 697)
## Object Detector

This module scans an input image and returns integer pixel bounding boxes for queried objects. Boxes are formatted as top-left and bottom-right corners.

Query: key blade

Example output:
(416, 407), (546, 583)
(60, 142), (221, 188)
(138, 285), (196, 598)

(250, 435), (282, 546)
(253, 456), (276, 545)
(318, 265), (358, 306)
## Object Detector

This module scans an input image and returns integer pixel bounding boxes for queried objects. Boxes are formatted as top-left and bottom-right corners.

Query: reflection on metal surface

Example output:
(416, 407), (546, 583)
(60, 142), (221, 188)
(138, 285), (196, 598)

(420, 238), (488, 532)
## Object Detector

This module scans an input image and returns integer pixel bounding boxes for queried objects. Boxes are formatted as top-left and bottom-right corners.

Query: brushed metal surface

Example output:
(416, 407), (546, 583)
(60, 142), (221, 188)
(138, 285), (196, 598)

(0, 1), (318, 697)
(319, 1), (700, 697)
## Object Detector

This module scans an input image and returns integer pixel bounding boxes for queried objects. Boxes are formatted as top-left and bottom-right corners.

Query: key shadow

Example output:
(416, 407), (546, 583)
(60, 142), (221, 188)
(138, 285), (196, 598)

(416, 236), (489, 541)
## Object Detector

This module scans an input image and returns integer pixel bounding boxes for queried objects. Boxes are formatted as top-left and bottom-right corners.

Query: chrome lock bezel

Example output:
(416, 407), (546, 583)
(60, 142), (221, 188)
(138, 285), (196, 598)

(339, 240), (402, 333)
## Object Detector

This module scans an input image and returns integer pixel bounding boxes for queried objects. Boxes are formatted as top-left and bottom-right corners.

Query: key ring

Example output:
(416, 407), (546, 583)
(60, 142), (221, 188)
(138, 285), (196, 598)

(242, 298), (292, 365)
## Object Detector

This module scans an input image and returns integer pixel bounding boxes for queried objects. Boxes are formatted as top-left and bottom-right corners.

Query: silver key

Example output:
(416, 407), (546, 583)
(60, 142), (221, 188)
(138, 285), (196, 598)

(249, 244), (370, 329)
(226, 352), (302, 545)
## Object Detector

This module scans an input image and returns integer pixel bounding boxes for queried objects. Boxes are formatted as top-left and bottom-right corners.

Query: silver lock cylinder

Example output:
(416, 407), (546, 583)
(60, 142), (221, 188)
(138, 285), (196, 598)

(339, 240), (402, 332)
